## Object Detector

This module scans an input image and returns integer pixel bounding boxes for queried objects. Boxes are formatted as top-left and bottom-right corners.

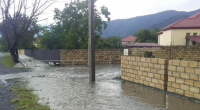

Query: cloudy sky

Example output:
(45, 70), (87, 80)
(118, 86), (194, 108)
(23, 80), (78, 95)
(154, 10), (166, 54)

(40, 0), (200, 25)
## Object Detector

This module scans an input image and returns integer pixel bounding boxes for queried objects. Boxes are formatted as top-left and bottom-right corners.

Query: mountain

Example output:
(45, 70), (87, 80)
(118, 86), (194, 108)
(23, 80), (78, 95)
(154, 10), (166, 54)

(101, 9), (200, 38)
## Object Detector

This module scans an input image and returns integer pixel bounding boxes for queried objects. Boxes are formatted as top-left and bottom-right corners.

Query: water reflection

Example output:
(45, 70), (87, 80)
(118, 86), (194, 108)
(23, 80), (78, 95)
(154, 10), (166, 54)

(121, 81), (200, 110)
(1, 64), (200, 110)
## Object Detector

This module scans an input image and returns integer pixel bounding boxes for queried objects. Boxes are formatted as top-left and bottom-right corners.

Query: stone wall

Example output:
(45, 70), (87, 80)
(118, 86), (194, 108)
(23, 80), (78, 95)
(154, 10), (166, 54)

(121, 56), (200, 100)
(60, 49), (122, 65)
(167, 60), (200, 99)
(18, 49), (25, 55)
(128, 45), (200, 61)
(121, 56), (168, 90)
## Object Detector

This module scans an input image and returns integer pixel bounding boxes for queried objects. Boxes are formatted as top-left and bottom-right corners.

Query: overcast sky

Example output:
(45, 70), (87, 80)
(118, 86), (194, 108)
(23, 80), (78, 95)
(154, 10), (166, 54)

(39, 0), (200, 25)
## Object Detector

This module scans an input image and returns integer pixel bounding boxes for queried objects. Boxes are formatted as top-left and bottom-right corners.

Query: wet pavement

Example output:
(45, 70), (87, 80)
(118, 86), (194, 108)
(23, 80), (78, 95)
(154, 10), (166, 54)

(1, 54), (200, 110)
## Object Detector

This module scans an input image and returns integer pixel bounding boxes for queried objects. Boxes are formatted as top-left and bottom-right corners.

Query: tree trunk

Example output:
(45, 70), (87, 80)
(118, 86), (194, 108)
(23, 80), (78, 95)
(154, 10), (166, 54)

(10, 48), (19, 63)
(15, 49), (19, 59)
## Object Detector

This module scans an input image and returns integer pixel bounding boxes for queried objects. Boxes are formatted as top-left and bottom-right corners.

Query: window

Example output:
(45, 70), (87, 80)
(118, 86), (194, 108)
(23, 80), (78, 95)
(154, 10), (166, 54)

(192, 41), (196, 45)
(186, 33), (190, 36)
(186, 38), (190, 45)
(193, 33), (197, 36)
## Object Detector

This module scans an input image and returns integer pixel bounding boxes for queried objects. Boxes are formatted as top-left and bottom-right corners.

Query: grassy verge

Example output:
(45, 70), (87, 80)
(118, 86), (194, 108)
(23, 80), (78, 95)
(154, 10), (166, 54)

(0, 53), (15, 67)
(11, 87), (50, 110)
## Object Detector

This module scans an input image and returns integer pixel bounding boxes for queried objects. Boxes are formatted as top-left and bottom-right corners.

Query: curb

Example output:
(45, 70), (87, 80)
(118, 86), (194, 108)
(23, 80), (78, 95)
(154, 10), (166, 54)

(19, 59), (26, 67)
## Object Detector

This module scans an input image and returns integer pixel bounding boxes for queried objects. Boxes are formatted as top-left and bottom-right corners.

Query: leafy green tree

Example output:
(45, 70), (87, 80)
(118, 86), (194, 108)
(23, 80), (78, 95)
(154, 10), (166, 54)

(134, 28), (159, 43)
(18, 24), (41, 49)
(149, 28), (159, 43)
(39, 0), (110, 49)
(37, 27), (64, 49)
(103, 36), (122, 48)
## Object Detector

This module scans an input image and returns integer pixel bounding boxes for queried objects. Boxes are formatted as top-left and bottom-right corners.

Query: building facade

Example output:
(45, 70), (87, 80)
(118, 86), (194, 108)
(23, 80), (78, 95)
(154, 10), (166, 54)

(158, 12), (200, 46)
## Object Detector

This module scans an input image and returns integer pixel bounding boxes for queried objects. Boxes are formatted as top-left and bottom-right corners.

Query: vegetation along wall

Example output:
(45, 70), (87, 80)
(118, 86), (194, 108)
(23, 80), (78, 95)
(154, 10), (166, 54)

(121, 56), (168, 90)
(60, 49), (123, 65)
(128, 45), (200, 61)
(167, 60), (200, 99)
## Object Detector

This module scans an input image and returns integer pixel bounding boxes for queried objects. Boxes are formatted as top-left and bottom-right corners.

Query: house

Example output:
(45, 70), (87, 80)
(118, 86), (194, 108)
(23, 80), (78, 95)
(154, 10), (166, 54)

(125, 43), (161, 48)
(157, 12), (200, 46)
(121, 35), (137, 46)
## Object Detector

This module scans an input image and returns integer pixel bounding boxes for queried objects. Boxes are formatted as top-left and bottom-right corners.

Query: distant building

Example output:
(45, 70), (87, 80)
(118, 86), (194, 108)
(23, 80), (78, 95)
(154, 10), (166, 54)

(158, 12), (200, 46)
(125, 43), (161, 48)
(121, 35), (137, 46)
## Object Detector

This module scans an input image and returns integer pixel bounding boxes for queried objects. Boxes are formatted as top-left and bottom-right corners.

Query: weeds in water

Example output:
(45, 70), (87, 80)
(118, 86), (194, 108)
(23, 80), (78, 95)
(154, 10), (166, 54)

(11, 87), (50, 110)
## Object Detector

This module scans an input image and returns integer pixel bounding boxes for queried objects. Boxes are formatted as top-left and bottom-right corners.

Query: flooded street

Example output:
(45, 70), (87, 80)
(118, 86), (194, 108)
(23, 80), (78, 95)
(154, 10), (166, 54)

(1, 55), (200, 110)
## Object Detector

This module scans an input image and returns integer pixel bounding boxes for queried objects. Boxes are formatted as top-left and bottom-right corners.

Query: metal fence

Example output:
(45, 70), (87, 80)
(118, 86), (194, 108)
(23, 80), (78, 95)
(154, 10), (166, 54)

(25, 50), (60, 63)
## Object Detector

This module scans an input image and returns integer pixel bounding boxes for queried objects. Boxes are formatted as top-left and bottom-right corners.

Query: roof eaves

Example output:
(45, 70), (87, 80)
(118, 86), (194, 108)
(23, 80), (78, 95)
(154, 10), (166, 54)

(186, 36), (200, 43)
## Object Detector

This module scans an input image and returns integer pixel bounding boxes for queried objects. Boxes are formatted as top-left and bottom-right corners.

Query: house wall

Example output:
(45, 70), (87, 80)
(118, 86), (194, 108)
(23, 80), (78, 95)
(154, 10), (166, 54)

(159, 29), (200, 46)
(158, 35), (160, 44)
(158, 30), (172, 45)
(122, 41), (132, 46)
(171, 29), (200, 45)
(60, 49), (123, 65)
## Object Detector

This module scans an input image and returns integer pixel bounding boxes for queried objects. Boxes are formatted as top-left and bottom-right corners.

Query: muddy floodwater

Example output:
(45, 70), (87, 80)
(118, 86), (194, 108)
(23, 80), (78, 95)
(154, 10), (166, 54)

(1, 64), (200, 110)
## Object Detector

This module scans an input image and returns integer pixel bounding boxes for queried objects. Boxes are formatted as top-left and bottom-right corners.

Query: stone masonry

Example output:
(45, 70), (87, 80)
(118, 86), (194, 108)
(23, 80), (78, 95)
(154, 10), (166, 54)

(167, 60), (200, 99)
(60, 49), (123, 65)
(121, 56), (200, 100)
(128, 45), (200, 61)
(121, 56), (168, 90)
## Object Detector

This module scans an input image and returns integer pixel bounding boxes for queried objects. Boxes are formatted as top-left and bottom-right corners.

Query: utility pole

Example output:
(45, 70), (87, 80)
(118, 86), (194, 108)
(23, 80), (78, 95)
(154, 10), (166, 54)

(88, 38), (90, 66)
(88, 0), (95, 81)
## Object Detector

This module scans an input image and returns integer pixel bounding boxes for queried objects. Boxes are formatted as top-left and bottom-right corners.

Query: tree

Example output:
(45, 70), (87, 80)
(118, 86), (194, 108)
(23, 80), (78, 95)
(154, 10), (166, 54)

(134, 28), (159, 43)
(103, 36), (122, 48)
(0, 0), (56, 63)
(39, 0), (110, 49)
(149, 28), (160, 43)
(0, 37), (7, 52)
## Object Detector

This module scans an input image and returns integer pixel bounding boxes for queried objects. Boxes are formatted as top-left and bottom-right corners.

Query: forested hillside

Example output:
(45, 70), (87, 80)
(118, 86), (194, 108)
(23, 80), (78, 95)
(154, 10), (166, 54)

(102, 9), (200, 37)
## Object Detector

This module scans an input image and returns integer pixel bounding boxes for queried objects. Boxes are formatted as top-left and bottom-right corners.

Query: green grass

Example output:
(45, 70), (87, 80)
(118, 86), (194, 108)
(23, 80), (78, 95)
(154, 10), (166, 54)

(11, 87), (50, 110)
(0, 53), (15, 67)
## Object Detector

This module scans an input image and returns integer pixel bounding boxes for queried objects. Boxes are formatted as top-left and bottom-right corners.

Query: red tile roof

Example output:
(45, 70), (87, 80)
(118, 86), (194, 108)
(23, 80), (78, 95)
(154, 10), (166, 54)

(121, 35), (137, 42)
(157, 31), (163, 35)
(158, 12), (200, 35)
(186, 36), (200, 43)
(126, 43), (161, 47)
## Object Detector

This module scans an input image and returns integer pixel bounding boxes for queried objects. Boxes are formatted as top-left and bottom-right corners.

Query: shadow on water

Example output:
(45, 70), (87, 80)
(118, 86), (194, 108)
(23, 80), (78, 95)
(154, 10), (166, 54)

(121, 81), (200, 110)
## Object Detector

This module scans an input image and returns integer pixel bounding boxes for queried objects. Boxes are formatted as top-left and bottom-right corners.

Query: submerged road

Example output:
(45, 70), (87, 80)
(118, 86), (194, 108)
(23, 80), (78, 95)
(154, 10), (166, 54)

(1, 54), (200, 110)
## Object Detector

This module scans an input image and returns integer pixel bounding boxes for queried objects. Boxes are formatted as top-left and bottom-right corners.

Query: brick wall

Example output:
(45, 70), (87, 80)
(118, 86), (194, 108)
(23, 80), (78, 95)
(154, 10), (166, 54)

(167, 60), (200, 99)
(60, 49), (122, 65)
(128, 45), (200, 61)
(121, 56), (168, 90)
